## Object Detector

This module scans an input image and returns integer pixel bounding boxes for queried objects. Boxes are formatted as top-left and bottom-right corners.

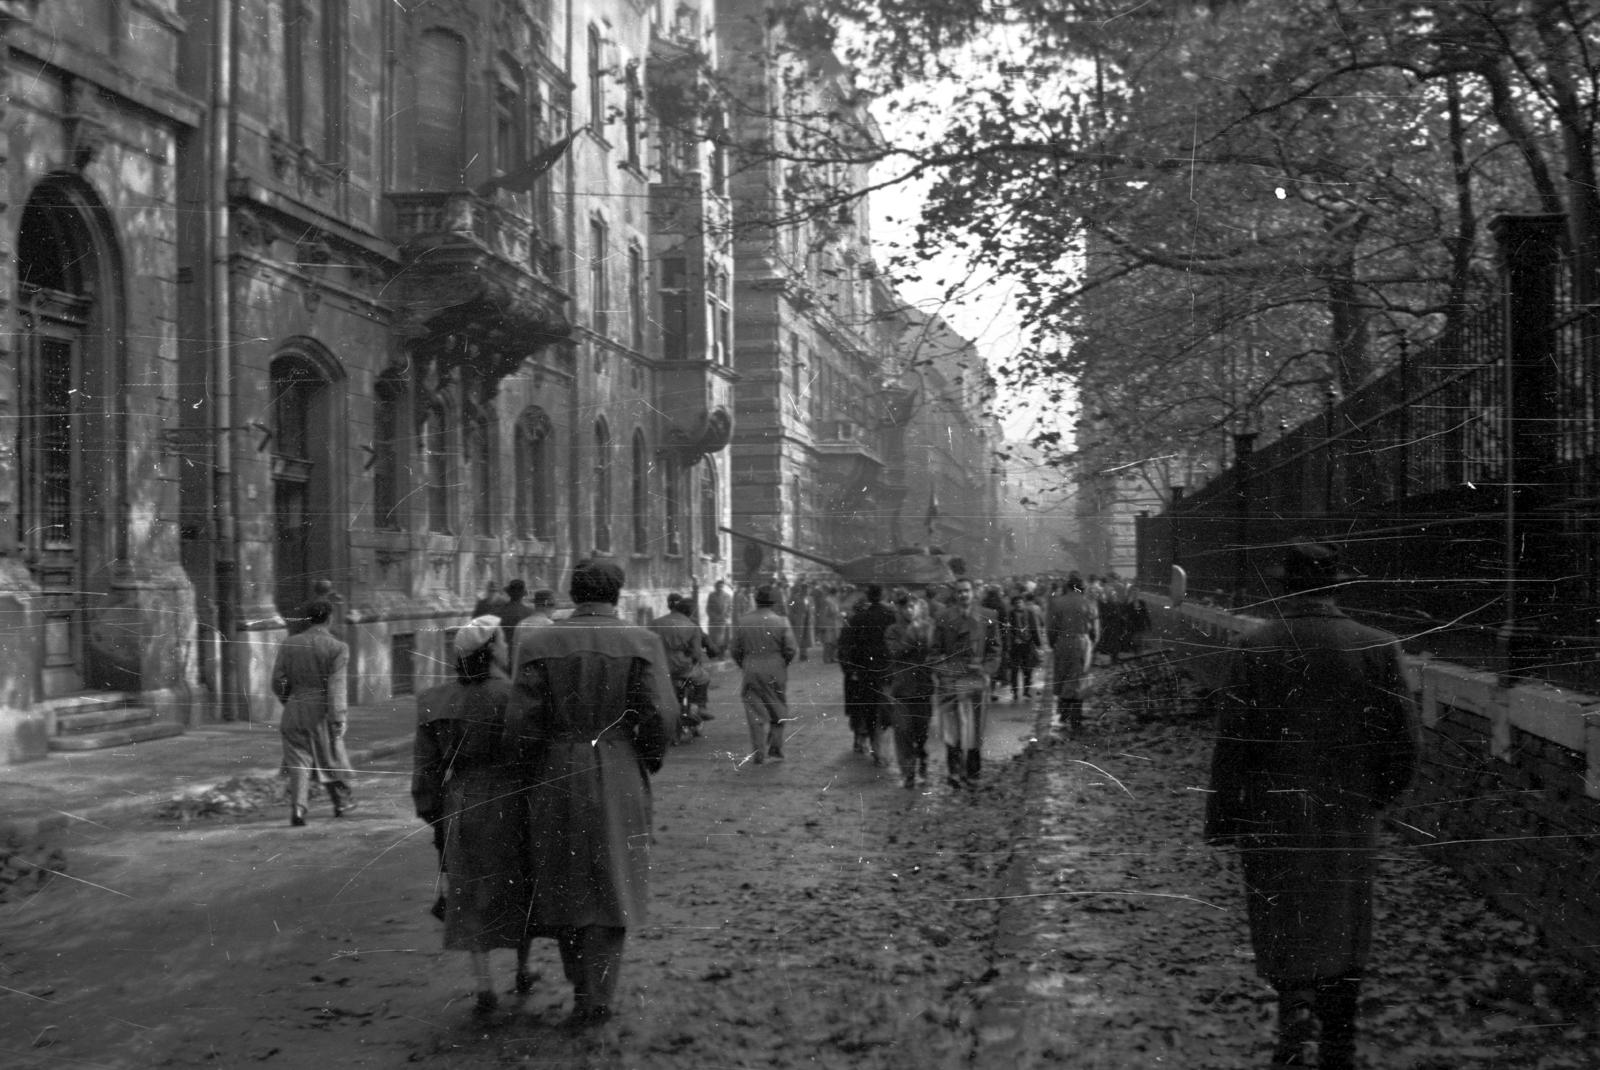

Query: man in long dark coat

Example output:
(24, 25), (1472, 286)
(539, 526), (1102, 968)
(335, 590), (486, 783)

(837, 583), (898, 764)
(504, 559), (675, 1029)
(1205, 540), (1416, 1070)
(1046, 574), (1099, 732)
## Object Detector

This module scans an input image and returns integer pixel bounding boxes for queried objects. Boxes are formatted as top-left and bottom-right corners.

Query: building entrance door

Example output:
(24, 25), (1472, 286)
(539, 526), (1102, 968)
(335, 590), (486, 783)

(20, 295), (90, 697)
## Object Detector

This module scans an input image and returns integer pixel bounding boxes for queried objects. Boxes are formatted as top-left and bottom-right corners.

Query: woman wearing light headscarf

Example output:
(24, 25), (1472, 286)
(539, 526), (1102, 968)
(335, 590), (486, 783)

(412, 616), (533, 1015)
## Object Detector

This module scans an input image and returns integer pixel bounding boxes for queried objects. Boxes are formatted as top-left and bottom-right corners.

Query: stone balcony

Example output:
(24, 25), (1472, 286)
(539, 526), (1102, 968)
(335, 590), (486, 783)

(385, 190), (570, 385)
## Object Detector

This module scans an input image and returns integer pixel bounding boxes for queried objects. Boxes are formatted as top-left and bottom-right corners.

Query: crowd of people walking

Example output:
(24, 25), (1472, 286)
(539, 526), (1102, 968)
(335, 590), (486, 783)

(267, 550), (1416, 1066)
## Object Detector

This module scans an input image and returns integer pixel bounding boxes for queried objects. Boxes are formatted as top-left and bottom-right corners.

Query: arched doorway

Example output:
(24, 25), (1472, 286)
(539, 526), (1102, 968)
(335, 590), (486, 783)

(270, 349), (340, 620)
(16, 180), (121, 697)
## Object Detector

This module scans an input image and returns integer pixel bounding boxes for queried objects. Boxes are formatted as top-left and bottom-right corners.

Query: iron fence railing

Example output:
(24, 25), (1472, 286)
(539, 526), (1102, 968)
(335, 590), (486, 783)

(1140, 215), (1600, 691)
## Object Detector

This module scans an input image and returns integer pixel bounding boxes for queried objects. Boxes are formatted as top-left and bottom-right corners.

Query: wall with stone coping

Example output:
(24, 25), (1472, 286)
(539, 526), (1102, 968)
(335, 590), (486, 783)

(1141, 593), (1600, 974)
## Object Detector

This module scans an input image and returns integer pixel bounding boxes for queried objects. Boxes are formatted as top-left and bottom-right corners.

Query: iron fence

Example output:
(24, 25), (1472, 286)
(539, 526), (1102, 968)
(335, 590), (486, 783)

(1138, 215), (1600, 691)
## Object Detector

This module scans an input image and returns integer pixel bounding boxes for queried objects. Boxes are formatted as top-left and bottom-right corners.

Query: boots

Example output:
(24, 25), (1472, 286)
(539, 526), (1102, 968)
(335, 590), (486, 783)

(290, 805), (308, 828)
(1315, 975), (1361, 1070)
(327, 782), (358, 817)
(945, 745), (963, 789)
(964, 748), (982, 785)
(1271, 989), (1316, 1067)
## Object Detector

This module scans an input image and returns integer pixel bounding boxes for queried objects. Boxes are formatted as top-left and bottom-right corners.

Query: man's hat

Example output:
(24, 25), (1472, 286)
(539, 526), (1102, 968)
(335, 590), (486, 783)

(1270, 537), (1358, 591)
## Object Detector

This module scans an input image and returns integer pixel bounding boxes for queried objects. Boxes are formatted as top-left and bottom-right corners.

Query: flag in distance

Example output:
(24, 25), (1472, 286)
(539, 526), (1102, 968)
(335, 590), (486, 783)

(474, 130), (579, 196)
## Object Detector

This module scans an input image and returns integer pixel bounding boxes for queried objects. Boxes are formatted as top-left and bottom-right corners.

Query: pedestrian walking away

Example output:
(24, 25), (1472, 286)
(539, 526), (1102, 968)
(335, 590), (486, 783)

(705, 579), (733, 659)
(930, 578), (1002, 788)
(885, 593), (936, 789)
(814, 584), (843, 664)
(651, 592), (715, 741)
(1205, 539), (1417, 1070)
(730, 585), (799, 763)
(412, 619), (532, 1014)
(788, 579), (814, 661)
(1005, 593), (1045, 702)
(1046, 573), (1099, 733)
(271, 599), (357, 826)
(837, 583), (898, 764)
(504, 559), (676, 1029)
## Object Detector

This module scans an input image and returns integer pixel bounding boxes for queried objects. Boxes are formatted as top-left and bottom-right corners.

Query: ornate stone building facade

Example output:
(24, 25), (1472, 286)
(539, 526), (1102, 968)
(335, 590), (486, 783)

(0, 0), (736, 760)
(0, 0), (199, 761)
(718, 0), (902, 580)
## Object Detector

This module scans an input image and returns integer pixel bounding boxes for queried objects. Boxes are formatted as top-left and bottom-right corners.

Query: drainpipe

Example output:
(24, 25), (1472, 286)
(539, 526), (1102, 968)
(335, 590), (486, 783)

(211, 1), (238, 719)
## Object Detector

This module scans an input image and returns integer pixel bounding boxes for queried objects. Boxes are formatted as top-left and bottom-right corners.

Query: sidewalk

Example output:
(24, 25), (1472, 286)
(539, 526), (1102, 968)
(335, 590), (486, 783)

(1, 657), (748, 843)
(0, 696), (420, 841)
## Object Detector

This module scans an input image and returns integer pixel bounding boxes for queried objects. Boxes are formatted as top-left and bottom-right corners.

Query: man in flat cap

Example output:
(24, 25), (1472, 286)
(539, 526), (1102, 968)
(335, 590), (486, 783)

(1205, 539), (1416, 1069)
(504, 558), (676, 1029)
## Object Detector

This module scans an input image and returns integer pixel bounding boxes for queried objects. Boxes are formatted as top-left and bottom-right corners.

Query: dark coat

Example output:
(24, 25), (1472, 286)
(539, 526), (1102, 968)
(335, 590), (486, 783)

(1205, 598), (1416, 987)
(885, 619), (935, 700)
(649, 609), (709, 684)
(413, 677), (526, 952)
(838, 601), (898, 675)
(505, 605), (676, 930)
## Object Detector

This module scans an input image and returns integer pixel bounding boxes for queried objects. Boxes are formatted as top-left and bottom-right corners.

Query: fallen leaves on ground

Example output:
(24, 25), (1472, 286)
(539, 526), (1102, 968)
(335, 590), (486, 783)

(985, 672), (1600, 1068)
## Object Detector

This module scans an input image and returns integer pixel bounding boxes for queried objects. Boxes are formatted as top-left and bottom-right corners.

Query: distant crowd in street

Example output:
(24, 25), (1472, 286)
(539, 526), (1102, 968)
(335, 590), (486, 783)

(264, 549), (1415, 1067)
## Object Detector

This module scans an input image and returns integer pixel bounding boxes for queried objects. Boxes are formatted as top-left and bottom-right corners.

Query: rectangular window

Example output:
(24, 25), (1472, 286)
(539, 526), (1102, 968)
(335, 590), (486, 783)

(470, 411), (493, 535)
(590, 219), (609, 335)
(373, 377), (404, 530)
(424, 403), (452, 534)
(624, 63), (641, 168)
(628, 245), (645, 352)
(588, 25), (605, 136)
(391, 634), (416, 695)
(494, 84), (522, 176)
(416, 29), (467, 188)
(709, 109), (727, 193)
(286, 0), (339, 159)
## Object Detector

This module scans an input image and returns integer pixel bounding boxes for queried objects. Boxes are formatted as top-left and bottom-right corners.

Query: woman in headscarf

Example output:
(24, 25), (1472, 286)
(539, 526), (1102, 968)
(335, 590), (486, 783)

(412, 616), (532, 1015)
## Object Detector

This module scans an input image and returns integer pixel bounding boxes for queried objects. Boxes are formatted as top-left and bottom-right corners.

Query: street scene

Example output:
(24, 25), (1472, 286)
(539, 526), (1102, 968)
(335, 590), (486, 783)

(2, 1), (1600, 1069)
(5, 651), (1600, 1069)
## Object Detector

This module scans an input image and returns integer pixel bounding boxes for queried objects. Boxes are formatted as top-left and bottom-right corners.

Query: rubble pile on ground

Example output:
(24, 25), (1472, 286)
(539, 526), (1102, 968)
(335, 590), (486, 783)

(155, 775), (290, 821)
(0, 831), (65, 902)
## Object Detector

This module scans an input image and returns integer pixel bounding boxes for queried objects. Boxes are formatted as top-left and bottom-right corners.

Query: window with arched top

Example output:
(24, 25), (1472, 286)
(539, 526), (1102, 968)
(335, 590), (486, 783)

(422, 396), (452, 534)
(270, 352), (338, 615)
(372, 371), (406, 530)
(593, 418), (612, 552)
(631, 429), (649, 552)
(465, 399), (494, 535)
(515, 407), (554, 540)
(700, 461), (719, 557)
(664, 452), (681, 556)
(415, 29), (467, 189)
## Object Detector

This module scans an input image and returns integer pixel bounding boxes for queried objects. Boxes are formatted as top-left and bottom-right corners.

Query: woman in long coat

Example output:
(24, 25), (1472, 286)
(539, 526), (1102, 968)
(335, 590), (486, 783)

(273, 600), (355, 825)
(412, 617), (530, 1013)
(1205, 541), (1415, 1070)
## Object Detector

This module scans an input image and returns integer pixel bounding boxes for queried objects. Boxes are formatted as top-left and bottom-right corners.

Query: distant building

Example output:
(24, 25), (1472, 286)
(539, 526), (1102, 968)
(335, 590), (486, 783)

(995, 443), (1080, 576)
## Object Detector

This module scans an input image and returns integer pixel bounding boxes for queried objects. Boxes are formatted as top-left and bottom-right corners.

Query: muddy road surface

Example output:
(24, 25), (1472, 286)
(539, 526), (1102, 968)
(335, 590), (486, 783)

(1, 660), (1041, 1069)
